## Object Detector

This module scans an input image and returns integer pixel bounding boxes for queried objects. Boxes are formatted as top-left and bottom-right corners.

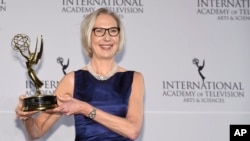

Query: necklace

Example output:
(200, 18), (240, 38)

(87, 62), (118, 81)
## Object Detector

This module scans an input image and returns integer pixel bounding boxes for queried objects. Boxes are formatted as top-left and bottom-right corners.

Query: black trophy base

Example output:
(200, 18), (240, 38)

(23, 95), (57, 111)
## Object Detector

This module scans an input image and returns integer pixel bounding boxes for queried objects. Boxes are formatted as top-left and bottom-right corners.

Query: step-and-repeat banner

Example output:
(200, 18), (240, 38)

(1, 0), (250, 140)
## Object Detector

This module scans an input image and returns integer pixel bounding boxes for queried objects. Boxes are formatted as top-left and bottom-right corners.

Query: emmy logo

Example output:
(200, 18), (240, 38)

(192, 58), (206, 82)
(57, 57), (69, 75)
(12, 34), (57, 111)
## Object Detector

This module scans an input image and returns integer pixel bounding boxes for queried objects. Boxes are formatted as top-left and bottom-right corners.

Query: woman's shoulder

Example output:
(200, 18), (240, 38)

(117, 66), (144, 79)
(133, 71), (144, 82)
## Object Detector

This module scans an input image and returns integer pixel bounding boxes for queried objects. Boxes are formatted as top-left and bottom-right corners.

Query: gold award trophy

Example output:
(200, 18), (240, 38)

(12, 34), (57, 111)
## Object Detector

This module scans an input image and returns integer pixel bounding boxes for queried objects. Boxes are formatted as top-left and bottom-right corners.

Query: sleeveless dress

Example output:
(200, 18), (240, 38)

(73, 70), (135, 141)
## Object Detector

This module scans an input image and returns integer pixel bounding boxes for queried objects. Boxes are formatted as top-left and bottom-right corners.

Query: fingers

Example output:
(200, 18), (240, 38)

(46, 107), (63, 114)
(43, 94), (72, 115)
(16, 95), (38, 121)
(53, 93), (78, 116)
(17, 95), (25, 108)
(57, 94), (71, 102)
(56, 94), (72, 109)
(47, 106), (71, 116)
(15, 95), (24, 117)
(16, 110), (38, 121)
(50, 103), (73, 116)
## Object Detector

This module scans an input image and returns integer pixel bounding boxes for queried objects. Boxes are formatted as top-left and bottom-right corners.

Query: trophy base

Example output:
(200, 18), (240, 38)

(23, 95), (57, 111)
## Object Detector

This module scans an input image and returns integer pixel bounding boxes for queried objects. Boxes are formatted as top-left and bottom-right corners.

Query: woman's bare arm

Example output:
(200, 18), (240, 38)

(16, 72), (75, 139)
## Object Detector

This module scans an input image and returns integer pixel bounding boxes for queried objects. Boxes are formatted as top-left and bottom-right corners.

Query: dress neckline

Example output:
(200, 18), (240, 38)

(79, 69), (131, 81)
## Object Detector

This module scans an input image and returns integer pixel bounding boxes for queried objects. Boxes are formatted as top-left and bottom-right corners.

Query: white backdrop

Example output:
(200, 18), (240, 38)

(0, 0), (250, 141)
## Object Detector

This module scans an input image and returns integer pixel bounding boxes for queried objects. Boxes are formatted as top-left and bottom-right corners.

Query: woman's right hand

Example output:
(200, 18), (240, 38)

(15, 95), (38, 121)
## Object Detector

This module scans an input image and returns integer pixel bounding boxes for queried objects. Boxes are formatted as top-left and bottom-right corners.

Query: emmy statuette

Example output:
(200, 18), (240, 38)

(12, 34), (57, 111)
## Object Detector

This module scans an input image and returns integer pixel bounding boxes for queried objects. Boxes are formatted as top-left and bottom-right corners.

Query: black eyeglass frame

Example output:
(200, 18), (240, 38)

(92, 27), (120, 37)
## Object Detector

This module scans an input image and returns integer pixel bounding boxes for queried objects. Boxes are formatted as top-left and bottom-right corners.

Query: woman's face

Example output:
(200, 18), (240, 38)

(91, 14), (120, 59)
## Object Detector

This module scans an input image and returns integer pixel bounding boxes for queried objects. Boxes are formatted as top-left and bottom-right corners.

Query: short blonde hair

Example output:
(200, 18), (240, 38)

(80, 8), (125, 58)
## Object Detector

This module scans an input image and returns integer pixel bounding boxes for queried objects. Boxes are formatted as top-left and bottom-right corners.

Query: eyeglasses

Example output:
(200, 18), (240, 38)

(92, 27), (120, 37)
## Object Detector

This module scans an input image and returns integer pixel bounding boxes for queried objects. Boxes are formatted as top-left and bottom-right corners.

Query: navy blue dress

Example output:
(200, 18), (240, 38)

(73, 70), (134, 141)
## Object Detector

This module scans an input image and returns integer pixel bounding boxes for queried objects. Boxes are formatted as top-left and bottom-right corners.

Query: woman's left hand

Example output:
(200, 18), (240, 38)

(51, 94), (84, 116)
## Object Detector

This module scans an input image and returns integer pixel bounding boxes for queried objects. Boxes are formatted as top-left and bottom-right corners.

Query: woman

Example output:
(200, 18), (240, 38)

(15, 8), (145, 141)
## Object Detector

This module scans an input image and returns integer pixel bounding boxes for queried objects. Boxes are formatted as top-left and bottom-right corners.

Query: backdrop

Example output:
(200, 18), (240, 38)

(0, 0), (250, 140)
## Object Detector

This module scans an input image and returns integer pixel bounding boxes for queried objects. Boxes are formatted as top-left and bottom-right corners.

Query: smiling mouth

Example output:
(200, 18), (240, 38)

(99, 44), (113, 50)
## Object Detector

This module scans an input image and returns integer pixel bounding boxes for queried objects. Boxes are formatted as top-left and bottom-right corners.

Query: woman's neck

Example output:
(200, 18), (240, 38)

(89, 59), (117, 76)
